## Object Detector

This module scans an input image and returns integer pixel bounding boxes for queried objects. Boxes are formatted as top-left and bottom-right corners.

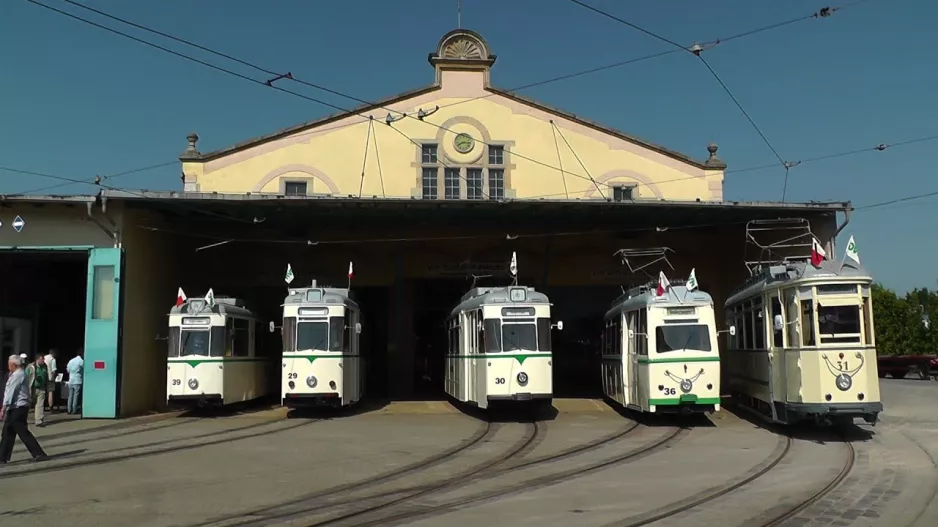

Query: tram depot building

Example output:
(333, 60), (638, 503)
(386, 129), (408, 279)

(0, 30), (848, 418)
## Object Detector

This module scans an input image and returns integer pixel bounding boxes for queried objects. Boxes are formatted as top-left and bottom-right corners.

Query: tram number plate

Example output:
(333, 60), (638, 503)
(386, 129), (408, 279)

(287, 373), (298, 379)
(172, 379), (181, 386)
(837, 361), (849, 371)
(662, 387), (676, 395)
(494, 377), (506, 385)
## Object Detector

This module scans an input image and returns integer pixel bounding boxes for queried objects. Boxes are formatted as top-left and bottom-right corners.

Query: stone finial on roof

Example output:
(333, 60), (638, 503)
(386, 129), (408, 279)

(705, 142), (726, 169)
(180, 132), (201, 160)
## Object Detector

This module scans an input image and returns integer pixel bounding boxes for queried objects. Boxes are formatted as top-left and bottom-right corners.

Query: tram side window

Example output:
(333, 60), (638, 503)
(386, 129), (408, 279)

(484, 319), (501, 352)
(537, 317), (552, 352)
(771, 297), (783, 348)
(862, 296), (874, 345)
(801, 301), (816, 346)
(753, 302), (766, 350)
(210, 326), (226, 357)
(282, 317), (297, 352)
(232, 318), (250, 357)
(329, 317), (345, 352)
(168, 327), (181, 357)
(743, 303), (754, 350)
(636, 309), (647, 355)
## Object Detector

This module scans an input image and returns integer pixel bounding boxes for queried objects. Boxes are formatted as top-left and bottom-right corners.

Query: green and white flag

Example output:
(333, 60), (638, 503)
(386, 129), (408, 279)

(205, 288), (216, 308)
(285, 263), (295, 284)
(845, 235), (860, 265)
(686, 268), (698, 291)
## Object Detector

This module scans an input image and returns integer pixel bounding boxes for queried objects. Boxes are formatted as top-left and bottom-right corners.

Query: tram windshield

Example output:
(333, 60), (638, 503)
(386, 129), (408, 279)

(817, 304), (861, 344)
(502, 322), (538, 352)
(655, 324), (712, 353)
(296, 320), (329, 351)
(179, 329), (210, 357)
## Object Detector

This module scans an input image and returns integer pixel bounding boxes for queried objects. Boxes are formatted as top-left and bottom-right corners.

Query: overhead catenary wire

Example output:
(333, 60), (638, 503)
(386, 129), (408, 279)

(30, 0), (849, 201)
(11, 160), (179, 195)
(17, 0), (912, 206)
(564, 0), (812, 201)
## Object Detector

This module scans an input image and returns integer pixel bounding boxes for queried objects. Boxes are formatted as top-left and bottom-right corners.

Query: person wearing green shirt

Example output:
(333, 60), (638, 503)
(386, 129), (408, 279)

(25, 354), (48, 427)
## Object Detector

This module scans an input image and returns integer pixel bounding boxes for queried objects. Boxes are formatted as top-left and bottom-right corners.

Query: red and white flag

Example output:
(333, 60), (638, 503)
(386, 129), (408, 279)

(348, 261), (354, 280)
(656, 271), (671, 297)
(176, 287), (187, 307)
(811, 238), (827, 267)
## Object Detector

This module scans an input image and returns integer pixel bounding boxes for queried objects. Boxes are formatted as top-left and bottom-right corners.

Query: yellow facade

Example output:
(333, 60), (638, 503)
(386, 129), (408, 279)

(181, 30), (725, 202)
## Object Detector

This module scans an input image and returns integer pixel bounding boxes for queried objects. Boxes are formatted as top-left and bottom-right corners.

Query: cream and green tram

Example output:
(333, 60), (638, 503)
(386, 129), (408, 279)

(725, 260), (882, 425)
(280, 284), (363, 408)
(601, 283), (721, 414)
(445, 286), (561, 410)
(167, 296), (271, 409)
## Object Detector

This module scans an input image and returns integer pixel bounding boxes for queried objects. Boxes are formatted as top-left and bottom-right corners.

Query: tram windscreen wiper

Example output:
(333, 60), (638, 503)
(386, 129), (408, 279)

(296, 321), (329, 351)
(502, 324), (537, 351)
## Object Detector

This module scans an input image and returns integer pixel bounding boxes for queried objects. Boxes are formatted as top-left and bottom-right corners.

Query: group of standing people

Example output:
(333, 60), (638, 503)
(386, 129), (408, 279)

(1, 348), (84, 464)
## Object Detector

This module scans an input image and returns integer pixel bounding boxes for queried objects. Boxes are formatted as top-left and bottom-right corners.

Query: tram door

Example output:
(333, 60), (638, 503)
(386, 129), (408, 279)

(626, 311), (638, 406)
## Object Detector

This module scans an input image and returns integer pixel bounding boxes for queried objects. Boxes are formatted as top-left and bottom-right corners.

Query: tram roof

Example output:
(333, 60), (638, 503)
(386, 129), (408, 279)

(451, 285), (549, 316)
(606, 285), (713, 319)
(726, 259), (873, 306)
(283, 286), (358, 309)
(169, 296), (254, 317)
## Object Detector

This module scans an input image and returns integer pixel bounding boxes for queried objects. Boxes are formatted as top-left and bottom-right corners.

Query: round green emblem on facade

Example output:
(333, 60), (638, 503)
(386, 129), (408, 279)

(454, 133), (475, 153)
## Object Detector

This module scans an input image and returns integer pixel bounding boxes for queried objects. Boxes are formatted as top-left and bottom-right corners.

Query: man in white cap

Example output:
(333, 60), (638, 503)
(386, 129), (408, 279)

(1, 354), (47, 463)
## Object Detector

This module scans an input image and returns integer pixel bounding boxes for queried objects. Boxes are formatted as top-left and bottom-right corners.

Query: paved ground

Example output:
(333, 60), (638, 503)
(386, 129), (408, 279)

(0, 382), (935, 527)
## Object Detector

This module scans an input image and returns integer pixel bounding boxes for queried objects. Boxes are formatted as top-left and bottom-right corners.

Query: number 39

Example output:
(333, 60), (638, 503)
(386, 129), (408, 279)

(172, 379), (181, 386)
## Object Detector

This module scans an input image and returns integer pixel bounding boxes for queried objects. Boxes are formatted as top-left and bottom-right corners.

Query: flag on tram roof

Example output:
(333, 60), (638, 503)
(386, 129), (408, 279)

(811, 237), (827, 267)
(656, 271), (671, 297)
(348, 261), (354, 279)
(205, 288), (216, 308)
(844, 235), (860, 265)
(176, 287), (187, 307)
(285, 263), (295, 284)
(686, 268), (698, 291)
(509, 251), (518, 277)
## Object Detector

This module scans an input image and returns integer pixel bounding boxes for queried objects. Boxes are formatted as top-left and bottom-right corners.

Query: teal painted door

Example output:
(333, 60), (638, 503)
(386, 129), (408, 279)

(82, 248), (123, 418)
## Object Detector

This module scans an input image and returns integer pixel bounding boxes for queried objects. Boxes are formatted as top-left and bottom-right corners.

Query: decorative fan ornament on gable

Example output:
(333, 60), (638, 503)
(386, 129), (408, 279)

(443, 38), (483, 60)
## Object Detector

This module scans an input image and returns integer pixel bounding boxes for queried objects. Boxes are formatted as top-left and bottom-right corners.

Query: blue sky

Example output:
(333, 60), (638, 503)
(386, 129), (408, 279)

(1, 0), (935, 293)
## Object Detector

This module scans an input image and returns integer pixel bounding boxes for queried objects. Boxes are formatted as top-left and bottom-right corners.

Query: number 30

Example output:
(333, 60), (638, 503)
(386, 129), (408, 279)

(495, 377), (506, 385)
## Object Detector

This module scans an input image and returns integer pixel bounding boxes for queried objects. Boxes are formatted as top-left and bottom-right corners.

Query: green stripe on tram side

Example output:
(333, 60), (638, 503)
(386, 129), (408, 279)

(284, 354), (357, 363)
(446, 353), (552, 365)
(168, 357), (272, 368)
(649, 396), (721, 406)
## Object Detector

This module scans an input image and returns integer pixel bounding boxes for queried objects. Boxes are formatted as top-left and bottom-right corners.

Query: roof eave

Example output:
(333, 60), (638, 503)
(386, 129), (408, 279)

(186, 84), (443, 162)
(485, 86), (723, 170)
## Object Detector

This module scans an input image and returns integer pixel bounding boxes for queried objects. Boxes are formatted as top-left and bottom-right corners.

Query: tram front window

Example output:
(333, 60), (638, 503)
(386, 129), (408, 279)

(297, 320), (329, 351)
(818, 304), (861, 344)
(502, 323), (537, 352)
(655, 324), (712, 353)
(180, 330), (210, 357)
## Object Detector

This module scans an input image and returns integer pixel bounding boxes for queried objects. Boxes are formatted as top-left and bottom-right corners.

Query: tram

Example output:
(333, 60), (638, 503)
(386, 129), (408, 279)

(725, 259), (882, 425)
(279, 281), (363, 408)
(601, 281), (721, 414)
(444, 285), (561, 410)
(167, 291), (271, 409)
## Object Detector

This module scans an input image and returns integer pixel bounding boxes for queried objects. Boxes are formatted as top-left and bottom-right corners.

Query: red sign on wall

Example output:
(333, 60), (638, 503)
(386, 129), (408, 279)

(93, 361), (106, 370)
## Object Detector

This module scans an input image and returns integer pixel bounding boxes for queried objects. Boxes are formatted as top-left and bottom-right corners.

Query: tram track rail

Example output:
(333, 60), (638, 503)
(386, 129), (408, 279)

(756, 439), (856, 527)
(340, 425), (686, 527)
(301, 420), (544, 527)
(0, 417), (315, 480)
(198, 419), (643, 527)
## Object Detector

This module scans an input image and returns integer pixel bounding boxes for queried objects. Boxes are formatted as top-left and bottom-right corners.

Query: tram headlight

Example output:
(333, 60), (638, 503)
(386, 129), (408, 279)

(517, 372), (528, 386)
(306, 376), (318, 389)
(188, 378), (199, 390)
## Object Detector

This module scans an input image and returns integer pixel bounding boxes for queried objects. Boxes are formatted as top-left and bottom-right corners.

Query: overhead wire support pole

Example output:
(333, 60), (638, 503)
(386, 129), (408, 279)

(552, 121), (605, 200)
(358, 117), (374, 198)
(549, 122), (570, 199)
